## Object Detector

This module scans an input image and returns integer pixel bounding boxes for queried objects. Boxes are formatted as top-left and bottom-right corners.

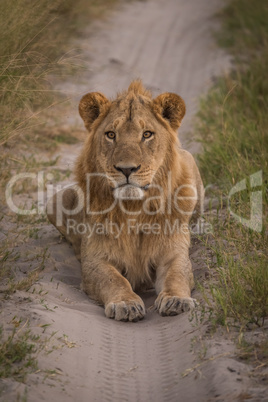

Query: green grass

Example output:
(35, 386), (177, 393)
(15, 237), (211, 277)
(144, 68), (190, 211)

(196, 0), (268, 329)
(0, 5), (120, 386)
(0, 0), (118, 314)
(0, 319), (60, 385)
(201, 251), (268, 328)
(197, 59), (268, 190)
(0, 324), (38, 381)
(0, 0), (118, 187)
(217, 0), (268, 53)
(0, 242), (48, 296)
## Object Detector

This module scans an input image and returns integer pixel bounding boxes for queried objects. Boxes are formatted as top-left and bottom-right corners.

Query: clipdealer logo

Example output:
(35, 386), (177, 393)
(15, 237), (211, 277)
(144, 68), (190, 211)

(4, 170), (264, 234)
(228, 170), (263, 233)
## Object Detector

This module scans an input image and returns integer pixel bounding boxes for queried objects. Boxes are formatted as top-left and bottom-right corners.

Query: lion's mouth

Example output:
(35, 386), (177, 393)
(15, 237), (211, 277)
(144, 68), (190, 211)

(112, 183), (150, 200)
(116, 183), (150, 190)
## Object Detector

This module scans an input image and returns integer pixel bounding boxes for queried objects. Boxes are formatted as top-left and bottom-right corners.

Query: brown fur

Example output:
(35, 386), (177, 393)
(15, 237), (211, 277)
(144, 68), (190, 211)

(47, 80), (204, 321)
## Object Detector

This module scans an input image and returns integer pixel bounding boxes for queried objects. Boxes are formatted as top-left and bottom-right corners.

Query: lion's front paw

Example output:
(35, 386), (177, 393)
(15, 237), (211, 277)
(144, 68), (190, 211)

(105, 298), (145, 322)
(155, 292), (197, 316)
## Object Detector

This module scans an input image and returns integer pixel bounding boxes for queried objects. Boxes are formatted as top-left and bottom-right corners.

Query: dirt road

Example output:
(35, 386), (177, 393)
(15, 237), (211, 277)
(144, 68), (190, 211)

(4, 0), (262, 401)
(57, 0), (230, 156)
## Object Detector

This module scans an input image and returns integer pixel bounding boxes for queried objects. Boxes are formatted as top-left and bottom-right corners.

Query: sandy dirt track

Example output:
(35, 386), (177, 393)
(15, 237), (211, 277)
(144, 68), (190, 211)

(58, 0), (230, 155)
(3, 0), (267, 401)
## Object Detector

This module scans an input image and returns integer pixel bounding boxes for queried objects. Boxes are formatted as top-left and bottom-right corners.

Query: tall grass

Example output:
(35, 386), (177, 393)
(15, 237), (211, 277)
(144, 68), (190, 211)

(0, 1), (118, 381)
(196, 0), (268, 329)
(1, 1), (70, 144)
(0, 0), (118, 169)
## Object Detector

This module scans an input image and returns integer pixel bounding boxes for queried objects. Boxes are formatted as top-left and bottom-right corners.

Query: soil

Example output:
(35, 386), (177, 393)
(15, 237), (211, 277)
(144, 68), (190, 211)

(1, 0), (267, 401)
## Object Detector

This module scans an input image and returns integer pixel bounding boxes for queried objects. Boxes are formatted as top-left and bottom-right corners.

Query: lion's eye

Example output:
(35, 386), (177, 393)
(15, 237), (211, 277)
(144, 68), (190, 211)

(105, 131), (116, 140)
(143, 131), (154, 140)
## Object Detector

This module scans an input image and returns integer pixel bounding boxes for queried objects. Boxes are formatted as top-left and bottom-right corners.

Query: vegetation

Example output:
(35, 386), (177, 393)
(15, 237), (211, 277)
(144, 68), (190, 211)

(0, 0), (118, 188)
(196, 0), (268, 329)
(0, 323), (38, 381)
(0, 1), (118, 387)
(0, 0), (119, 263)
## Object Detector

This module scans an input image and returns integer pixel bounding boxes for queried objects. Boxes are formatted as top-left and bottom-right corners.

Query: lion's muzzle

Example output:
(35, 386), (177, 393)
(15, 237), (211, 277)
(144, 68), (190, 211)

(113, 184), (145, 200)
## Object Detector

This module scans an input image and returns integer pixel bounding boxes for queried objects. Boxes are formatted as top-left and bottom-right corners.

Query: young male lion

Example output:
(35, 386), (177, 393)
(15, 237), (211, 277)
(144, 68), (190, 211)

(47, 80), (204, 322)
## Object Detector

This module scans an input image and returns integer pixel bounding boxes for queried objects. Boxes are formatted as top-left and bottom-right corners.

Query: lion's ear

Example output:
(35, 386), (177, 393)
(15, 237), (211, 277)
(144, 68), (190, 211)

(79, 92), (110, 131)
(153, 92), (186, 130)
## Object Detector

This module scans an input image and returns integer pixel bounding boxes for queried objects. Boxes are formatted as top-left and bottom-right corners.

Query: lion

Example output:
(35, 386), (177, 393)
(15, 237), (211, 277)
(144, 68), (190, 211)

(47, 80), (204, 322)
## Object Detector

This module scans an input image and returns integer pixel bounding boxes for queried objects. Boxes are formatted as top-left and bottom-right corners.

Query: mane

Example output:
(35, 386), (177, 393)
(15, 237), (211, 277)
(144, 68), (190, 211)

(115, 79), (152, 100)
(76, 80), (191, 227)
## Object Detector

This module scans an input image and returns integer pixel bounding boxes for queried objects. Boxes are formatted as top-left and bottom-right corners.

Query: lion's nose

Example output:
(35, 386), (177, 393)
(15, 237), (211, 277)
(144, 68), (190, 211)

(114, 164), (141, 179)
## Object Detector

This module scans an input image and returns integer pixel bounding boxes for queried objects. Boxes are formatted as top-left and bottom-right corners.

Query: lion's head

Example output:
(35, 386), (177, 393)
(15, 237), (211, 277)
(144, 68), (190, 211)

(76, 80), (186, 205)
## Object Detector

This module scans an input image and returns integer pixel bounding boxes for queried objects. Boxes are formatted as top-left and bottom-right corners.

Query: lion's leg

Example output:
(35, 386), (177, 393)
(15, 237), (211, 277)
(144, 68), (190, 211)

(81, 248), (145, 321)
(154, 240), (196, 316)
(46, 185), (83, 260)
